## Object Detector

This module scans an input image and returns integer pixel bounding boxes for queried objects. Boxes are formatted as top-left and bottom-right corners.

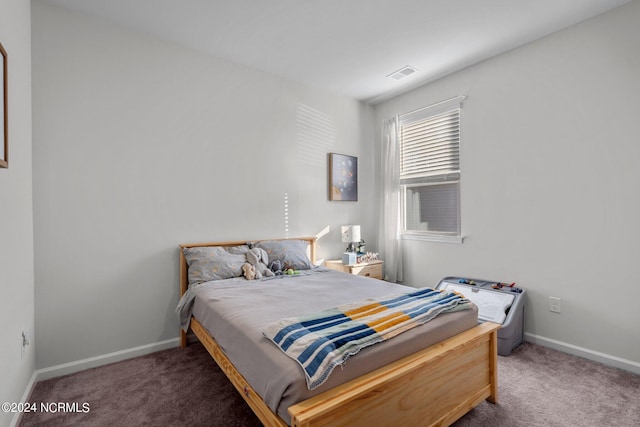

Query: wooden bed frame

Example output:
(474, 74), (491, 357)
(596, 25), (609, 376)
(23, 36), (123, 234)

(180, 237), (500, 427)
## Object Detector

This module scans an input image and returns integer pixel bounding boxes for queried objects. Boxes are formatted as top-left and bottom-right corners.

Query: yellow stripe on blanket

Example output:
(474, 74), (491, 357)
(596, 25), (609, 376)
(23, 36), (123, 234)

(344, 302), (384, 319)
(263, 287), (472, 390)
(367, 312), (413, 333)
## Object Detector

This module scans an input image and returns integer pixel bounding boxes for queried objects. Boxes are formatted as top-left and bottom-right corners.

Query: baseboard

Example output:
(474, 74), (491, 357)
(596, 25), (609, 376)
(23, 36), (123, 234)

(525, 332), (640, 375)
(9, 370), (38, 427)
(35, 337), (181, 382)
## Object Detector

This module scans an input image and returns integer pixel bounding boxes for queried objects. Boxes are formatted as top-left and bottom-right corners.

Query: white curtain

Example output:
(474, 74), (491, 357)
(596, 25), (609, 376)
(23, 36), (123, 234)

(379, 118), (403, 283)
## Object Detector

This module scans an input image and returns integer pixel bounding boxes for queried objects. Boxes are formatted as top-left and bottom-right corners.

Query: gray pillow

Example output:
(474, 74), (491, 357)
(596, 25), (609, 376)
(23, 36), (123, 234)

(183, 246), (248, 285)
(252, 240), (313, 270)
(224, 245), (251, 255)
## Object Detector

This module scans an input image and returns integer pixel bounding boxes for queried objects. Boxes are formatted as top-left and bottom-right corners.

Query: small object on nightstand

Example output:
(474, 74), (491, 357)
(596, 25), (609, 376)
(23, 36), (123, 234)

(357, 252), (379, 263)
(342, 252), (357, 265)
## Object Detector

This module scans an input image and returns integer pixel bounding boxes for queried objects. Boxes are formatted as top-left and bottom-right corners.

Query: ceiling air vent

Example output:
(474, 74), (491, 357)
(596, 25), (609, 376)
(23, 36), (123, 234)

(387, 65), (417, 80)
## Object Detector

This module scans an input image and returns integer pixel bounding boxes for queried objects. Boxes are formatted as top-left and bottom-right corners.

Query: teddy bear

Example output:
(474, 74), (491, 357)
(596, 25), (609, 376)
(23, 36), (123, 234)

(243, 247), (275, 280)
(242, 263), (256, 280)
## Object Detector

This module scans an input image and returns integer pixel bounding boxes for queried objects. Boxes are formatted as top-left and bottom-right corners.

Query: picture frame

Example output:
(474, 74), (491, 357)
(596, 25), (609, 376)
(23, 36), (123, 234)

(0, 42), (7, 169)
(329, 153), (358, 201)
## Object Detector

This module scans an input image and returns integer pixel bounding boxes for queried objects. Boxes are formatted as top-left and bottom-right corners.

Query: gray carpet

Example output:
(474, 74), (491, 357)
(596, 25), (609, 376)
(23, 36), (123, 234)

(20, 342), (640, 426)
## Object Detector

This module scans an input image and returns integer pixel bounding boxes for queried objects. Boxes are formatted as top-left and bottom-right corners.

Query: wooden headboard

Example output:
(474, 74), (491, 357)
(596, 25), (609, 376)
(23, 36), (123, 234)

(178, 237), (317, 299)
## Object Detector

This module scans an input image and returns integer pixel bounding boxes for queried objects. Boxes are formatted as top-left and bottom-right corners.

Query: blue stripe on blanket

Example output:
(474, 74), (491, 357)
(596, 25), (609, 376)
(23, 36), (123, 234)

(262, 287), (471, 389)
(302, 296), (461, 380)
(272, 312), (347, 343)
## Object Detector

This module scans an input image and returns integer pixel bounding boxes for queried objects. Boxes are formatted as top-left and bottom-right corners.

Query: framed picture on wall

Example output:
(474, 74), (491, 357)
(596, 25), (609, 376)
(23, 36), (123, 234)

(329, 153), (358, 201)
(1, 42), (7, 169)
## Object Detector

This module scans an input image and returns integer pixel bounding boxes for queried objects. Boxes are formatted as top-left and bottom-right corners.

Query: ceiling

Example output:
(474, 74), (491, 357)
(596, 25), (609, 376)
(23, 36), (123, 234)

(39, 0), (630, 104)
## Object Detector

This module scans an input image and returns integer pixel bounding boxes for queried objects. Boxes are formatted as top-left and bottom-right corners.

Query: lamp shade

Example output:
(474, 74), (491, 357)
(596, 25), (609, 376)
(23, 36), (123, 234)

(341, 225), (361, 243)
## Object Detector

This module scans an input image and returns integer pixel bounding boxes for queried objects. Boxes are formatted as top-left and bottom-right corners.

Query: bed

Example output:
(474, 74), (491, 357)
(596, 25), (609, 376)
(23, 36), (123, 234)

(178, 237), (499, 427)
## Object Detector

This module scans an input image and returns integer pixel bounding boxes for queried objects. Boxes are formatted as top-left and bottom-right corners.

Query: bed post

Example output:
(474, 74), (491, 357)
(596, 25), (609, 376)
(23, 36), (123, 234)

(488, 325), (499, 403)
(308, 237), (317, 265)
(179, 245), (188, 349)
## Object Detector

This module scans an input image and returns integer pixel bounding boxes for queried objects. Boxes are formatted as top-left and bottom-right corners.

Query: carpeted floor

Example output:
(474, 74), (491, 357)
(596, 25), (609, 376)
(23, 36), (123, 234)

(452, 343), (640, 427)
(20, 342), (640, 426)
(20, 343), (261, 427)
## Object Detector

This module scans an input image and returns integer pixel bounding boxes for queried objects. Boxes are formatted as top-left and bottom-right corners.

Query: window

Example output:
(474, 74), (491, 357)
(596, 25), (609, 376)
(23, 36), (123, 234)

(398, 96), (465, 242)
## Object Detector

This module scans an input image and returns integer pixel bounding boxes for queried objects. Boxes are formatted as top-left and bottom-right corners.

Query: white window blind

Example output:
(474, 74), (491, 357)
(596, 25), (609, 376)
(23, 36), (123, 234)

(397, 95), (465, 238)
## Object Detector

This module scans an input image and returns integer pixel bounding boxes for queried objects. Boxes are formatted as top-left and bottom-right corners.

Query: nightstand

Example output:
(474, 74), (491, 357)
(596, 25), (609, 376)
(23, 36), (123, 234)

(324, 259), (384, 280)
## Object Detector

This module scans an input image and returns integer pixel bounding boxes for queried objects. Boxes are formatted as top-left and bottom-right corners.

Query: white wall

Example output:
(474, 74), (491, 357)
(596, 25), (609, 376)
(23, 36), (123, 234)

(31, 2), (374, 369)
(375, 1), (640, 366)
(30, 0), (640, 377)
(0, 0), (34, 426)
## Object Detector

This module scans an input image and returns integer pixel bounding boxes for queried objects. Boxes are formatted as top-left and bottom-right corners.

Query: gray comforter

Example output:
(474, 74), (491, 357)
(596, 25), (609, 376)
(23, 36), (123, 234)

(176, 268), (477, 424)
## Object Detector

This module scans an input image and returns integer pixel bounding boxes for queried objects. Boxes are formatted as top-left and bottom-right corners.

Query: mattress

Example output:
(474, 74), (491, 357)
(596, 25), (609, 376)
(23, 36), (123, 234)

(181, 268), (478, 424)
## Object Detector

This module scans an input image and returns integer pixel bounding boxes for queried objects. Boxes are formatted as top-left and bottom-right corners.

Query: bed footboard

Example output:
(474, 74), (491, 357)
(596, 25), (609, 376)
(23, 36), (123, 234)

(288, 321), (499, 427)
(191, 314), (498, 427)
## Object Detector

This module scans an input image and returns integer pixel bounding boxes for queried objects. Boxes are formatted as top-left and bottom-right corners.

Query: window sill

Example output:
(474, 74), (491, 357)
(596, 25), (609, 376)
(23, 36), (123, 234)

(401, 233), (464, 244)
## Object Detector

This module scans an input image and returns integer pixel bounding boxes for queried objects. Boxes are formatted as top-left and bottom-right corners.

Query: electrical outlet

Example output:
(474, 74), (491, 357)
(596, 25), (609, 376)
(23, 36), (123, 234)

(21, 330), (30, 359)
(549, 297), (562, 313)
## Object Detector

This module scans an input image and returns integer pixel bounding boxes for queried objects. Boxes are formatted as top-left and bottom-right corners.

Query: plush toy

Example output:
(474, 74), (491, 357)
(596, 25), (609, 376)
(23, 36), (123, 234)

(268, 259), (283, 275)
(245, 247), (274, 279)
(242, 263), (256, 280)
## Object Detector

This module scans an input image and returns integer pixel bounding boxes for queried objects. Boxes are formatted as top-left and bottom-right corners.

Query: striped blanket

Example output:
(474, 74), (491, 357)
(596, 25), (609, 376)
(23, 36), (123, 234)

(262, 287), (471, 390)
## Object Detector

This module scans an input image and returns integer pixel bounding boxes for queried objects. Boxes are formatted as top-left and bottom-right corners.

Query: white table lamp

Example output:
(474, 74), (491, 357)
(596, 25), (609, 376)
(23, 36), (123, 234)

(341, 225), (361, 253)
